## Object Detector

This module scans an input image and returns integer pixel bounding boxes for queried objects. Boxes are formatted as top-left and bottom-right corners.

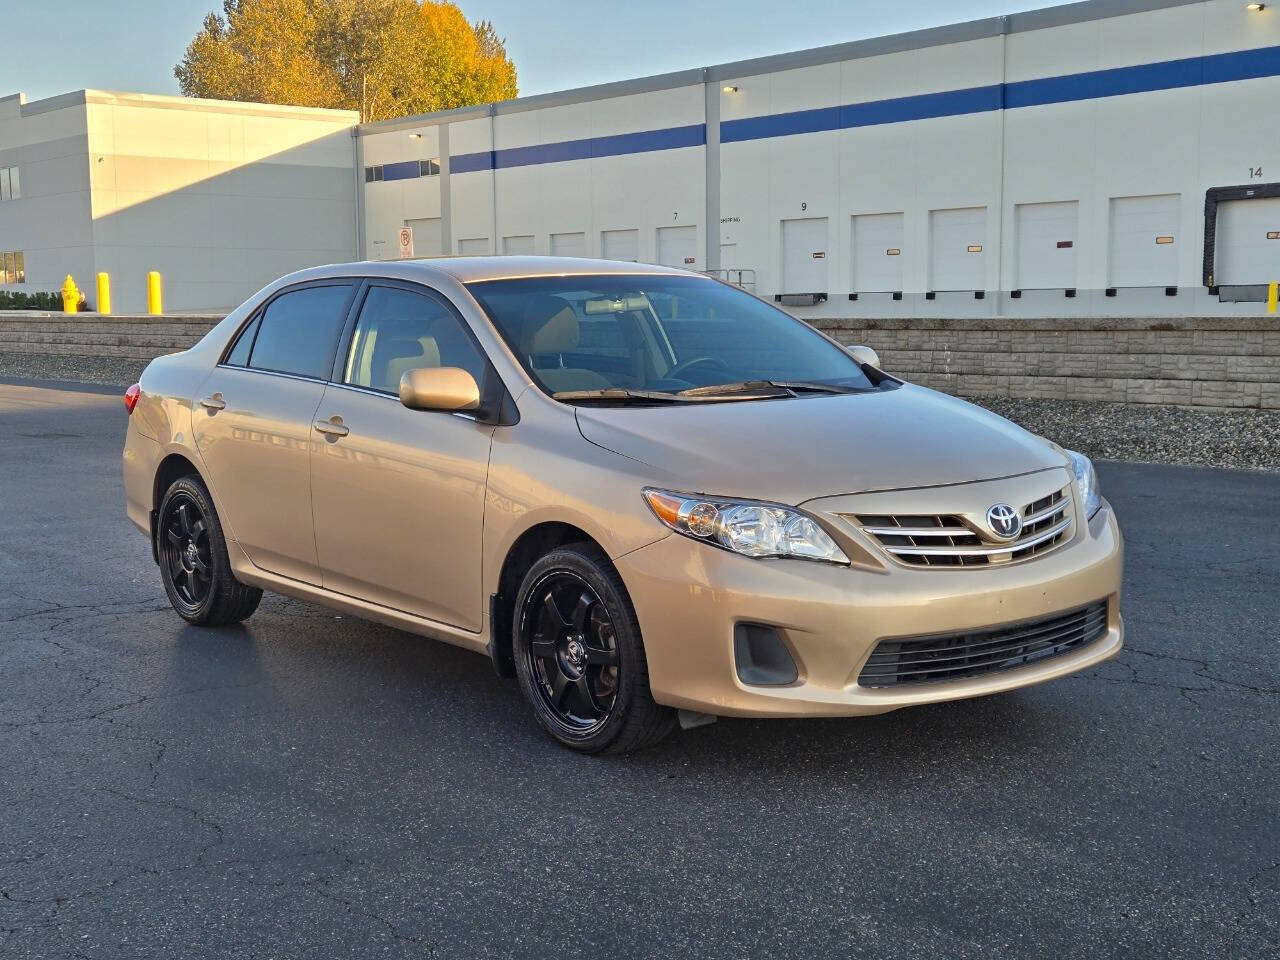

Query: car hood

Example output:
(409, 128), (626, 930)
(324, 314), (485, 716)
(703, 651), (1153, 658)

(574, 384), (1065, 505)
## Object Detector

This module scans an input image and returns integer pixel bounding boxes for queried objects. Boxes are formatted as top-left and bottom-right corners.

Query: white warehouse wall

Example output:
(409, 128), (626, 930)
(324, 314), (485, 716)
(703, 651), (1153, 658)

(359, 0), (1280, 317)
(0, 93), (97, 296)
(85, 92), (358, 312)
(0, 90), (357, 312)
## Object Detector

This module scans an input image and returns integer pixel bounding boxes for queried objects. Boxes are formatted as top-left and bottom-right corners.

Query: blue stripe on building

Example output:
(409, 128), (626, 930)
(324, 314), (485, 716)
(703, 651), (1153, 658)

(441, 43), (1280, 174)
(382, 160), (422, 181)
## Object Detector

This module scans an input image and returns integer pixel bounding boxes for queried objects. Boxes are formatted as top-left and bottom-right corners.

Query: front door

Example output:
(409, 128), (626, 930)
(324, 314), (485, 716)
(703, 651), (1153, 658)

(309, 282), (496, 630)
(192, 281), (355, 584)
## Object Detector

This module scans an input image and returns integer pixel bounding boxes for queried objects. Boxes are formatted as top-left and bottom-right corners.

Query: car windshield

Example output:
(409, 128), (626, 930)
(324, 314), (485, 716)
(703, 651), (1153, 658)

(465, 274), (876, 402)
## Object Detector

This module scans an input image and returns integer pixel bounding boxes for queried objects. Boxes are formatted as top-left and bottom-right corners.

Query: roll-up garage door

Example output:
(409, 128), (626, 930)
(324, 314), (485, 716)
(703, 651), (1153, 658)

(404, 218), (443, 257)
(851, 213), (904, 293)
(1015, 201), (1078, 290)
(457, 237), (489, 255)
(1109, 195), (1180, 288)
(502, 235), (535, 255)
(602, 229), (640, 262)
(781, 218), (828, 294)
(1215, 197), (1280, 285)
(656, 225), (698, 269)
(550, 232), (586, 257)
(929, 208), (986, 292)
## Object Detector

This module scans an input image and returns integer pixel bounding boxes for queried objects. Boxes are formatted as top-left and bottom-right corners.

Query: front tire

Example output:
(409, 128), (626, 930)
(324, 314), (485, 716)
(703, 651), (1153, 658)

(156, 475), (262, 626)
(513, 544), (677, 754)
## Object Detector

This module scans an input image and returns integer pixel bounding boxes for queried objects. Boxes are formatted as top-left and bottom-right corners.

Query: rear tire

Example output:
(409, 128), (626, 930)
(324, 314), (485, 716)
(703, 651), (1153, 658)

(156, 475), (262, 626)
(513, 543), (677, 754)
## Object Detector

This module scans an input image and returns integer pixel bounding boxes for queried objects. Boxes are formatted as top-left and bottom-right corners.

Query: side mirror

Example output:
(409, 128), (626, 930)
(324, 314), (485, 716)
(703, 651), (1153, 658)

(845, 344), (880, 368)
(399, 367), (481, 412)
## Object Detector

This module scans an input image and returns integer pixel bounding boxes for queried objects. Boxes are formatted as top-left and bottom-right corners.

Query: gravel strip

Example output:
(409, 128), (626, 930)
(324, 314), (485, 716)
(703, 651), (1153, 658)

(0, 351), (148, 387)
(2, 351), (1275, 471)
(975, 396), (1280, 472)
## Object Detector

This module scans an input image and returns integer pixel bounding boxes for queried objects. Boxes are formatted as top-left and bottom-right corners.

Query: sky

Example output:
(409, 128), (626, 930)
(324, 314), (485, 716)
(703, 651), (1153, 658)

(2, 0), (1073, 104)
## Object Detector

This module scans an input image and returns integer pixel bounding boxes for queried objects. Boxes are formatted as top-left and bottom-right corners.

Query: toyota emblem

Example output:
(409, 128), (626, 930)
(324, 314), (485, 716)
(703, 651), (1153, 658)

(986, 503), (1022, 541)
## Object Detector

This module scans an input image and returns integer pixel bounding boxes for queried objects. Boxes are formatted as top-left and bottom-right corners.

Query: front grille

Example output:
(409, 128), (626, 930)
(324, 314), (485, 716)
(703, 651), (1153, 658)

(858, 601), (1108, 687)
(856, 487), (1073, 567)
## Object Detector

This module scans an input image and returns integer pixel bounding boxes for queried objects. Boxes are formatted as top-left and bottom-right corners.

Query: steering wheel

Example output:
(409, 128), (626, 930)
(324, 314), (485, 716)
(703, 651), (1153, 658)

(666, 355), (731, 382)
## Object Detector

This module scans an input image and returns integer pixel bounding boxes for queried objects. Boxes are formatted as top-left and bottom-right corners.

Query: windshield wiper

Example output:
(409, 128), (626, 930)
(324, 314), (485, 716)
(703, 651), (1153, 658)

(677, 380), (869, 398)
(552, 388), (692, 404)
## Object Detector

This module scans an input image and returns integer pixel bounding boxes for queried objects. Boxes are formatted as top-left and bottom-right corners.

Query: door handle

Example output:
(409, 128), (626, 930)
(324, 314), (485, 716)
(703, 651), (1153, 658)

(199, 393), (225, 411)
(314, 417), (349, 438)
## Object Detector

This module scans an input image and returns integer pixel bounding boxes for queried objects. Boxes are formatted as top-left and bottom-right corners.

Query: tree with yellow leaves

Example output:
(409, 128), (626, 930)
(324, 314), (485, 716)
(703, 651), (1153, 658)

(175, 0), (518, 121)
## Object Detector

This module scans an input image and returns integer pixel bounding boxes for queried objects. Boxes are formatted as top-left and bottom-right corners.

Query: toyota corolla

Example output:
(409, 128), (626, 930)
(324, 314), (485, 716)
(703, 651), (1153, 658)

(122, 258), (1123, 753)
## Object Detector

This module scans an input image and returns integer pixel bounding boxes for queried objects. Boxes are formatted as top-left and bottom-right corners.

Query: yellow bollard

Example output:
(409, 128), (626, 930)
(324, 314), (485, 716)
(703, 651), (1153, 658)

(146, 271), (163, 315)
(61, 274), (80, 314)
(1269, 282), (1278, 315)
(96, 272), (112, 315)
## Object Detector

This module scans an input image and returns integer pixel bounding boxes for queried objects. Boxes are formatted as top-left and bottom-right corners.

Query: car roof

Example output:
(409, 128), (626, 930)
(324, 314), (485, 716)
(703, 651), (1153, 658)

(281, 256), (703, 287)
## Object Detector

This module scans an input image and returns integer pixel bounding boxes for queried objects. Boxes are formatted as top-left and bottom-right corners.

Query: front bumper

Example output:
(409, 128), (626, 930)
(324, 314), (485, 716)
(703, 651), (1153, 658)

(616, 498), (1123, 718)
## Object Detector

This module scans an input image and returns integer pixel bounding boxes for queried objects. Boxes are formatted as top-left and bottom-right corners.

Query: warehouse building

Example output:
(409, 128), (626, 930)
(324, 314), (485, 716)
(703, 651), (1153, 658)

(1, 0), (1278, 315)
(0, 90), (357, 312)
(358, 0), (1280, 317)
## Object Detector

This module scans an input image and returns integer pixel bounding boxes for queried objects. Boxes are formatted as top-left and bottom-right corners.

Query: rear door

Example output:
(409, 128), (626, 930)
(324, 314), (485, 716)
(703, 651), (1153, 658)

(309, 281), (496, 629)
(192, 281), (355, 584)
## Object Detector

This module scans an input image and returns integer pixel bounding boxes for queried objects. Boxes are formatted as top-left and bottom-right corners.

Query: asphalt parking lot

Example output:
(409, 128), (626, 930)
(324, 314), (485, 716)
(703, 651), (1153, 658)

(1, 378), (1277, 960)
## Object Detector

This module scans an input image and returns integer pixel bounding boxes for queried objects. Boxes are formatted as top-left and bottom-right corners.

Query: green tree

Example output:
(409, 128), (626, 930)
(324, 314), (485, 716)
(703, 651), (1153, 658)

(175, 0), (519, 121)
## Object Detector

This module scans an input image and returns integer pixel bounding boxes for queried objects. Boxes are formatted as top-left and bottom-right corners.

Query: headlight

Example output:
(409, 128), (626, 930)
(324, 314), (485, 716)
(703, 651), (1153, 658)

(643, 489), (849, 564)
(1066, 450), (1102, 518)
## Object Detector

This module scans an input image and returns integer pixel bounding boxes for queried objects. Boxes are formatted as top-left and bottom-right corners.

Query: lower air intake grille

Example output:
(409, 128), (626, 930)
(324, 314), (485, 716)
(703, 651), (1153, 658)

(858, 601), (1108, 687)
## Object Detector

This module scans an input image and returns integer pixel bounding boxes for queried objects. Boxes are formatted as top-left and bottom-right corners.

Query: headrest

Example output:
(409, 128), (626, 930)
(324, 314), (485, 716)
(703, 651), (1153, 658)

(520, 295), (580, 355)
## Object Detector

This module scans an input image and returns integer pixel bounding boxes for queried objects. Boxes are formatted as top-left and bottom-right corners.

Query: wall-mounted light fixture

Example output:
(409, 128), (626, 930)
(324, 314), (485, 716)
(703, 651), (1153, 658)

(723, 86), (740, 93)
(408, 132), (423, 139)
(1247, 3), (1266, 11)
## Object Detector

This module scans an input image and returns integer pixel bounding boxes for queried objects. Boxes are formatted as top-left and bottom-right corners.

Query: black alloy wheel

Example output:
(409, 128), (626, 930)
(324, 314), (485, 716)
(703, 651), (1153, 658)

(161, 492), (214, 610)
(512, 544), (677, 754)
(156, 475), (262, 626)
(522, 571), (621, 732)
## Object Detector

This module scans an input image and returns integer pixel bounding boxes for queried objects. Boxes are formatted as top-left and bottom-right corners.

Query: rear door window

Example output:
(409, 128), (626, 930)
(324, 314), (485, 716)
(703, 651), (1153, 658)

(248, 284), (353, 379)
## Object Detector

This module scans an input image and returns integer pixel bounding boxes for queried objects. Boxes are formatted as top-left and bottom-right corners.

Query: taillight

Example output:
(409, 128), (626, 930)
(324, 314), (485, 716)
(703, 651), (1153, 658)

(124, 383), (140, 414)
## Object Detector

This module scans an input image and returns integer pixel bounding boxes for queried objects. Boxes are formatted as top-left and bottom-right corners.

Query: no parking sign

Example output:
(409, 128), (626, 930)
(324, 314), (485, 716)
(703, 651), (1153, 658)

(397, 227), (414, 259)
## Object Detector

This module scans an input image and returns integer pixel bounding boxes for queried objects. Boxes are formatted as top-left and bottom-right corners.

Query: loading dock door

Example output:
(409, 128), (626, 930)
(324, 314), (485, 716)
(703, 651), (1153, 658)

(503, 235), (535, 255)
(1015, 201), (1078, 290)
(781, 217), (828, 293)
(656, 225), (698, 269)
(550, 232), (586, 258)
(602, 229), (640, 262)
(1216, 196), (1280, 285)
(404, 218), (443, 257)
(929, 207), (987, 291)
(1110, 194), (1180, 287)
(852, 213), (904, 293)
(457, 237), (489, 255)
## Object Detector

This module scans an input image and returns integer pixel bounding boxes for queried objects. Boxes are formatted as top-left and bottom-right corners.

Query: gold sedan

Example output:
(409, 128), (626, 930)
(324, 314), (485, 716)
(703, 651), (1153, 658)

(122, 258), (1123, 753)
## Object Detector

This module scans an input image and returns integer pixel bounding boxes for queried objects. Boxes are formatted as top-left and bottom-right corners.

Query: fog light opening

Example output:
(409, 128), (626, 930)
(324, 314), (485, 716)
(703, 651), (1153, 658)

(734, 624), (799, 686)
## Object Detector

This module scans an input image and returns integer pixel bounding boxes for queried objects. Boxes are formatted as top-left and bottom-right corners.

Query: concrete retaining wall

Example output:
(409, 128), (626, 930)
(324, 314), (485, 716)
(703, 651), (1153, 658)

(812, 316), (1280, 411)
(0, 313), (221, 362)
(2, 311), (1276, 411)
